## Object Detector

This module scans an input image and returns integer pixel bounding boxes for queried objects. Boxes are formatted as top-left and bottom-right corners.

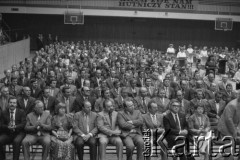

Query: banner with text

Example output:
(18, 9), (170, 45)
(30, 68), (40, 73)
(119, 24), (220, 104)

(119, 0), (197, 10)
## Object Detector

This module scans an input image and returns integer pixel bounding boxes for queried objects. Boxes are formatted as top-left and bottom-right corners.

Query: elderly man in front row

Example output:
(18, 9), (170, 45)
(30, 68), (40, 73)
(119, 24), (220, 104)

(142, 100), (166, 160)
(22, 100), (52, 160)
(97, 99), (123, 160)
(73, 100), (98, 160)
(117, 97), (144, 160)
(218, 92), (240, 160)
(163, 99), (189, 160)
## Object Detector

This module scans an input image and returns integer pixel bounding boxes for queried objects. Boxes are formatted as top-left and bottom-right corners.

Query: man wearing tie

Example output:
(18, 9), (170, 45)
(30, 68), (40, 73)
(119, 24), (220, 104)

(142, 100), (166, 160)
(134, 87), (151, 114)
(117, 98), (144, 160)
(22, 100), (52, 160)
(57, 86), (76, 114)
(73, 100), (98, 160)
(17, 86), (36, 115)
(49, 79), (60, 98)
(97, 99), (123, 160)
(207, 91), (226, 128)
(0, 96), (26, 160)
(153, 89), (170, 114)
(163, 99), (189, 160)
(38, 87), (59, 115)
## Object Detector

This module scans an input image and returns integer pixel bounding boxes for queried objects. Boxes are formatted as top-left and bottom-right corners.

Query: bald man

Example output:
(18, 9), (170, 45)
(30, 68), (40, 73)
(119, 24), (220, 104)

(134, 87), (151, 114)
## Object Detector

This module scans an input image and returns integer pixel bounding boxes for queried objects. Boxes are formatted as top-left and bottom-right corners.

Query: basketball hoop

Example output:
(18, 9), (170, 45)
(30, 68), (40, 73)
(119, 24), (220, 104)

(72, 21), (76, 25)
(223, 28), (228, 32)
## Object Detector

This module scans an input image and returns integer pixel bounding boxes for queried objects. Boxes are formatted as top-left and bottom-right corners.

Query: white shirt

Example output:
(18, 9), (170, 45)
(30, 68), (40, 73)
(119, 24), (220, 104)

(24, 99), (28, 108)
(150, 114), (157, 124)
(187, 48), (194, 54)
(167, 47), (175, 54)
(216, 102), (220, 114)
(177, 51), (187, 58)
(200, 50), (208, 57)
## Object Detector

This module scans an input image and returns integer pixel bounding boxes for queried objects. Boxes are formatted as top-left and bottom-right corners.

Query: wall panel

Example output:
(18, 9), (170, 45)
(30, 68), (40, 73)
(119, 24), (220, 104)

(3, 14), (240, 50)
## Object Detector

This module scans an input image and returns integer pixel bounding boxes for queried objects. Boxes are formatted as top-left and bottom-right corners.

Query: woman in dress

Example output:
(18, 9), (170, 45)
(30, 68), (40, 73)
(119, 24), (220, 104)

(188, 104), (211, 160)
(51, 103), (74, 160)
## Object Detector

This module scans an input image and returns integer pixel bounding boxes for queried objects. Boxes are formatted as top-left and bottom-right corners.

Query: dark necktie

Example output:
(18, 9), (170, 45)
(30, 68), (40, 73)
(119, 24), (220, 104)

(109, 112), (112, 128)
(175, 114), (181, 130)
(10, 111), (14, 126)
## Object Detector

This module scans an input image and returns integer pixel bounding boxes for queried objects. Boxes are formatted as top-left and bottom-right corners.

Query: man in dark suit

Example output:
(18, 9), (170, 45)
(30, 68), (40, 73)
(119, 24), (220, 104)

(162, 78), (175, 100)
(30, 79), (42, 99)
(106, 70), (116, 89)
(91, 69), (103, 88)
(57, 86), (76, 114)
(179, 80), (191, 101)
(142, 100), (166, 160)
(73, 100), (98, 160)
(75, 69), (87, 89)
(0, 96), (26, 160)
(72, 86), (96, 112)
(17, 86), (36, 115)
(163, 99), (189, 160)
(207, 92), (226, 126)
(190, 89), (209, 114)
(38, 87), (59, 115)
(205, 83), (218, 100)
(17, 70), (30, 87)
(117, 98), (144, 160)
(136, 70), (146, 87)
(222, 83), (237, 104)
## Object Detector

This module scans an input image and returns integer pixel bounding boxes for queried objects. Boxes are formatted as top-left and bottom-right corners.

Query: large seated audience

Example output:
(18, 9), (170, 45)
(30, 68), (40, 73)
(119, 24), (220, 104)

(1, 36), (240, 160)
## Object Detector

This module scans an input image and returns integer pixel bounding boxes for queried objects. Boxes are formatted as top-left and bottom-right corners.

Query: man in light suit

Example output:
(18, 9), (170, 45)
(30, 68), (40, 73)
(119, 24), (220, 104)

(218, 74), (229, 93)
(117, 98), (144, 160)
(205, 83), (218, 100)
(218, 93), (240, 160)
(97, 99), (123, 160)
(152, 89), (170, 114)
(106, 70), (116, 89)
(134, 87), (151, 114)
(73, 100), (98, 160)
(114, 87), (129, 111)
(22, 100), (52, 160)
(162, 78), (176, 100)
(142, 100), (166, 160)
(0, 96), (26, 160)
(8, 76), (23, 97)
(176, 90), (191, 119)
(0, 86), (10, 112)
(145, 78), (156, 98)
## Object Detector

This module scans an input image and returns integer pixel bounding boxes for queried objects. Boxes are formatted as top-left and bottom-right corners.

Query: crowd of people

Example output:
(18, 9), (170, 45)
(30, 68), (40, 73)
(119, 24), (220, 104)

(0, 37), (240, 160)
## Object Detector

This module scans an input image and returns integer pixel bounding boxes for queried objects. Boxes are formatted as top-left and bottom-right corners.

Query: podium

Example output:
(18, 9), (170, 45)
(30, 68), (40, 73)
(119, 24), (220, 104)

(178, 57), (187, 67)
